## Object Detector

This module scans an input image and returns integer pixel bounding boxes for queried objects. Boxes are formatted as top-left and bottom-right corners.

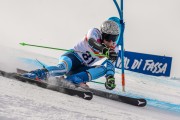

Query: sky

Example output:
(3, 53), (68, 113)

(0, 0), (180, 77)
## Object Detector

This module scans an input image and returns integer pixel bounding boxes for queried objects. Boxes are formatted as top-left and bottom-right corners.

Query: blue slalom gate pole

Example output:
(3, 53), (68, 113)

(113, 0), (126, 92)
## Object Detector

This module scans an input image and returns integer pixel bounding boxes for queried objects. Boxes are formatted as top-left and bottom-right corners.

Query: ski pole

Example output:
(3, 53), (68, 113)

(90, 81), (105, 84)
(19, 42), (107, 57)
(20, 42), (107, 85)
(35, 59), (46, 69)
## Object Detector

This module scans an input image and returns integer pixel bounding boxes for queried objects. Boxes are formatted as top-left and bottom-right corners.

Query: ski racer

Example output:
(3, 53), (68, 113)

(23, 20), (120, 90)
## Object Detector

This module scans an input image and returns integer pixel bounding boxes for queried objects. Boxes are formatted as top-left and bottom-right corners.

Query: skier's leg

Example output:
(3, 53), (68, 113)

(22, 56), (72, 80)
(66, 60), (115, 85)
(22, 52), (83, 80)
(46, 56), (73, 76)
(66, 65), (107, 84)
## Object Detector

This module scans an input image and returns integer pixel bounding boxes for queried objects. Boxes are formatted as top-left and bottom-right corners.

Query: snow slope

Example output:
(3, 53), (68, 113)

(0, 46), (180, 120)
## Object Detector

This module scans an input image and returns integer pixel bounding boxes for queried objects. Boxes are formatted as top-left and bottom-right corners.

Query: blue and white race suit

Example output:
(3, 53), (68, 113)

(46, 28), (117, 84)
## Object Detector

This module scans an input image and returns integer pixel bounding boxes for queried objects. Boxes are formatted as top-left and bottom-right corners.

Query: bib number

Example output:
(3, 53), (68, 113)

(82, 51), (96, 65)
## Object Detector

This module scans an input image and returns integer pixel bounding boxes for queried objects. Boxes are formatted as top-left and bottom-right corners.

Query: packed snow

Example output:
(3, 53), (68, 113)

(0, 46), (180, 120)
(0, 0), (180, 119)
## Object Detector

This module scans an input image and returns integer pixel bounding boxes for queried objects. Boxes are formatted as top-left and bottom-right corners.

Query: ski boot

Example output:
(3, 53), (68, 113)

(22, 68), (49, 81)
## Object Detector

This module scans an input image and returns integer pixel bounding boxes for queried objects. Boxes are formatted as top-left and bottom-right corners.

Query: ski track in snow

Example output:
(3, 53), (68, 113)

(0, 46), (180, 120)
(1, 76), (180, 120)
(90, 71), (180, 113)
(0, 77), (154, 120)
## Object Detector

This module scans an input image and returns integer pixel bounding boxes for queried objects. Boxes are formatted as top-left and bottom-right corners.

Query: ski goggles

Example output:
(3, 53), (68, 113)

(102, 33), (119, 42)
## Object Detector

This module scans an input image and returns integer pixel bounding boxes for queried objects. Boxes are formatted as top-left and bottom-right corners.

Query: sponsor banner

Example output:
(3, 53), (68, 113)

(115, 51), (172, 77)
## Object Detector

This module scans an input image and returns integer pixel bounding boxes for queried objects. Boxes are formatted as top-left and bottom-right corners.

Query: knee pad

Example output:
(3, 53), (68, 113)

(86, 65), (107, 80)
(59, 56), (72, 72)
(46, 56), (72, 76)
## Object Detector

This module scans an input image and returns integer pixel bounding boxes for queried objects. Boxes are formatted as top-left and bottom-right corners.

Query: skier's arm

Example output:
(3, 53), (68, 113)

(88, 38), (117, 60)
(86, 28), (105, 53)
(88, 38), (105, 53)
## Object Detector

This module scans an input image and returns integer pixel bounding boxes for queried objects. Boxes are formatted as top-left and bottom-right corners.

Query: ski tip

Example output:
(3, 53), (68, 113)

(83, 92), (93, 100)
(137, 99), (147, 107)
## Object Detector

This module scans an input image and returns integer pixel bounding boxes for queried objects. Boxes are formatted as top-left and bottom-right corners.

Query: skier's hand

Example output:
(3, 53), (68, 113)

(102, 48), (118, 61)
(105, 75), (116, 90)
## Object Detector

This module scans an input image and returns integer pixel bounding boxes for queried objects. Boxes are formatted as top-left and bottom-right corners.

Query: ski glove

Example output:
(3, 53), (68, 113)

(105, 75), (116, 90)
(102, 47), (118, 61)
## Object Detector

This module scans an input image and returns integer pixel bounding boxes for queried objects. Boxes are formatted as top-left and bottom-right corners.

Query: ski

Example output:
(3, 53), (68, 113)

(1, 69), (147, 106)
(84, 87), (147, 107)
(0, 70), (93, 100)
(58, 77), (146, 107)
